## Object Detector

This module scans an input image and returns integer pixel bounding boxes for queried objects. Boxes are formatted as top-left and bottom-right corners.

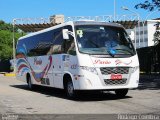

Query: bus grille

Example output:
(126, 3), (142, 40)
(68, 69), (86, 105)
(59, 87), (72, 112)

(100, 67), (129, 75)
(104, 79), (127, 85)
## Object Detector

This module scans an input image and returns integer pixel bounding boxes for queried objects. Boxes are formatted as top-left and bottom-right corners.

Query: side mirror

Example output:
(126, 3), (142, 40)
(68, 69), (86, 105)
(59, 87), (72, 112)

(62, 29), (69, 40)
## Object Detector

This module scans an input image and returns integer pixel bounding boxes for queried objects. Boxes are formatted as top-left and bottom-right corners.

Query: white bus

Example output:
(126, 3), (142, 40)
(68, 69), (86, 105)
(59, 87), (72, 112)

(16, 21), (139, 98)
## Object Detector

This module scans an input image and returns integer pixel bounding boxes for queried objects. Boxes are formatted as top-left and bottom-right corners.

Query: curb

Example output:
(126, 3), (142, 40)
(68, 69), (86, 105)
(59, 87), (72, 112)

(4, 73), (16, 77)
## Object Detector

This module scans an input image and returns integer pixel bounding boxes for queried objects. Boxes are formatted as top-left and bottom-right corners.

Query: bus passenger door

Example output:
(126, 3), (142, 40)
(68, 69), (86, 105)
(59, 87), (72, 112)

(52, 55), (63, 88)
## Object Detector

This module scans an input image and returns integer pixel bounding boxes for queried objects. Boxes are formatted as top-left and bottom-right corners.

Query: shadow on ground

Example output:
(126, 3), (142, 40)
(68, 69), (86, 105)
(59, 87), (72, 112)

(138, 74), (160, 90)
(10, 84), (131, 101)
(10, 74), (160, 100)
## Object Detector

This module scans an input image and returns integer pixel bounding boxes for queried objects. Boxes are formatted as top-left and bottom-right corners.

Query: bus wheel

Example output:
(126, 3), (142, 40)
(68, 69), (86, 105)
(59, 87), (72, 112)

(27, 75), (34, 90)
(115, 89), (128, 98)
(65, 80), (76, 99)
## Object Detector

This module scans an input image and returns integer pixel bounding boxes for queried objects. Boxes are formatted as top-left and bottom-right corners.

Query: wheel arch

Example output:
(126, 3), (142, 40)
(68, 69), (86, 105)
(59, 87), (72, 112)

(63, 72), (74, 89)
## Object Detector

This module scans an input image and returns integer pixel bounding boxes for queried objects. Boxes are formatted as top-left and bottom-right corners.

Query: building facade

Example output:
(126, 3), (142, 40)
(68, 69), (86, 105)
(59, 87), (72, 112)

(127, 19), (160, 49)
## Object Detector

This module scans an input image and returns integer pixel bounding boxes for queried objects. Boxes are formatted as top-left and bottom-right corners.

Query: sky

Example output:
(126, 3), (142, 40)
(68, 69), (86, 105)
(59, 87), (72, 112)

(0, 0), (159, 23)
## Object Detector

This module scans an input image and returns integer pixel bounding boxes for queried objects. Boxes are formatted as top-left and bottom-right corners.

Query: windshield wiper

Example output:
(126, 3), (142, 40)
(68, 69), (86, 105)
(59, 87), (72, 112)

(115, 49), (134, 56)
(91, 48), (116, 57)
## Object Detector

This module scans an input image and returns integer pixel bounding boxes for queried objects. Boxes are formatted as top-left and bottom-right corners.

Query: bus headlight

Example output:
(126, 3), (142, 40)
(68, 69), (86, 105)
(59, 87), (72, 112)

(80, 66), (98, 75)
(131, 66), (139, 73)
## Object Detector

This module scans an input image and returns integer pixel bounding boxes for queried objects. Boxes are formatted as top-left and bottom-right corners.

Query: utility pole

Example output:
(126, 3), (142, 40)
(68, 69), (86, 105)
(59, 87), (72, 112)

(12, 19), (16, 73)
(114, 0), (116, 21)
(121, 6), (140, 49)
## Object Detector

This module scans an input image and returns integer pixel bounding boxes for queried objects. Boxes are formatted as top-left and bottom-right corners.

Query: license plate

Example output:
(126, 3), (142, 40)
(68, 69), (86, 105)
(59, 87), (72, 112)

(111, 74), (122, 80)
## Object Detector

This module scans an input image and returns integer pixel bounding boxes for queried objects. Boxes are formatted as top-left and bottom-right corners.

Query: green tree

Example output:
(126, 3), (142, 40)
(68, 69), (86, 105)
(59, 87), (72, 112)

(0, 20), (24, 60)
(135, 0), (160, 11)
(0, 44), (12, 59)
(0, 20), (18, 32)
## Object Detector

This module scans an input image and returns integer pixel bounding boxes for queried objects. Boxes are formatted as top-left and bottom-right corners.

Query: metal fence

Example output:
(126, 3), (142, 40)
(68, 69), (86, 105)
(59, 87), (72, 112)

(137, 44), (160, 74)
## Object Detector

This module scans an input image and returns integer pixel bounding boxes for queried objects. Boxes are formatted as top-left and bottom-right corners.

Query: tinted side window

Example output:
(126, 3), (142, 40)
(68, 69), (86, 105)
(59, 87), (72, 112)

(16, 25), (75, 57)
(47, 28), (64, 54)
(28, 31), (54, 56)
(16, 40), (27, 58)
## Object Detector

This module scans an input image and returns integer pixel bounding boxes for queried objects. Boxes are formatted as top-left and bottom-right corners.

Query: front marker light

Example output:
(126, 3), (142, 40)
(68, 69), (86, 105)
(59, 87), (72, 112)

(80, 66), (98, 75)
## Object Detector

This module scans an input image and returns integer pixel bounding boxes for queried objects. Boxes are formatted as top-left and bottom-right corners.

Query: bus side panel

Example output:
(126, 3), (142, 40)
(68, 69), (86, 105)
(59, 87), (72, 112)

(16, 55), (54, 87)
(16, 57), (31, 83)
(62, 54), (79, 89)
(26, 55), (54, 86)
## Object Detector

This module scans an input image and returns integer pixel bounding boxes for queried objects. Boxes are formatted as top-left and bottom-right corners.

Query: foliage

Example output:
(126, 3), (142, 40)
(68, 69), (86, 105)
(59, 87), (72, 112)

(0, 43), (13, 59)
(0, 20), (24, 60)
(135, 0), (160, 11)
(0, 20), (18, 32)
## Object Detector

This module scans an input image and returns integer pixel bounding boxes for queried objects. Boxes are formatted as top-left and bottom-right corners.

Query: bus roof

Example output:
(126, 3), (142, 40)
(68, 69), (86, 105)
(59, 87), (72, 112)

(74, 21), (123, 27)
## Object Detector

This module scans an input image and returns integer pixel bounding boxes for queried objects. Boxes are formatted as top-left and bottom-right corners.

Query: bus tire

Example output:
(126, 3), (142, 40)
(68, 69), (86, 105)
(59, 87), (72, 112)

(115, 89), (128, 98)
(27, 74), (34, 90)
(65, 78), (77, 99)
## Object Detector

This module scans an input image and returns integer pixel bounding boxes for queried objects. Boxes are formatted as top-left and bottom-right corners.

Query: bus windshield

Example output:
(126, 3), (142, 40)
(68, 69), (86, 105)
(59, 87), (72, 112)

(75, 25), (136, 56)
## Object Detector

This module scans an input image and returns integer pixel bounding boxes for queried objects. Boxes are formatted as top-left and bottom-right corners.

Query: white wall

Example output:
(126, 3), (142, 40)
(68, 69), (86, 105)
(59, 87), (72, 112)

(147, 21), (157, 47)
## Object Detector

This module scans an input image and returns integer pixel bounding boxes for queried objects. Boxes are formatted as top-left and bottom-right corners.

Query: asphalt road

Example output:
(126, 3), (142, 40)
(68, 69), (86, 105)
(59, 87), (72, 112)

(0, 74), (160, 119)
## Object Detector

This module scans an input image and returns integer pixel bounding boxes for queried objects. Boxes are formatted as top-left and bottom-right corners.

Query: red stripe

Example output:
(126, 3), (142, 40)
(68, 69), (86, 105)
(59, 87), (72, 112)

(18, 64), (28, 73)
(45, 56), (52, 75)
